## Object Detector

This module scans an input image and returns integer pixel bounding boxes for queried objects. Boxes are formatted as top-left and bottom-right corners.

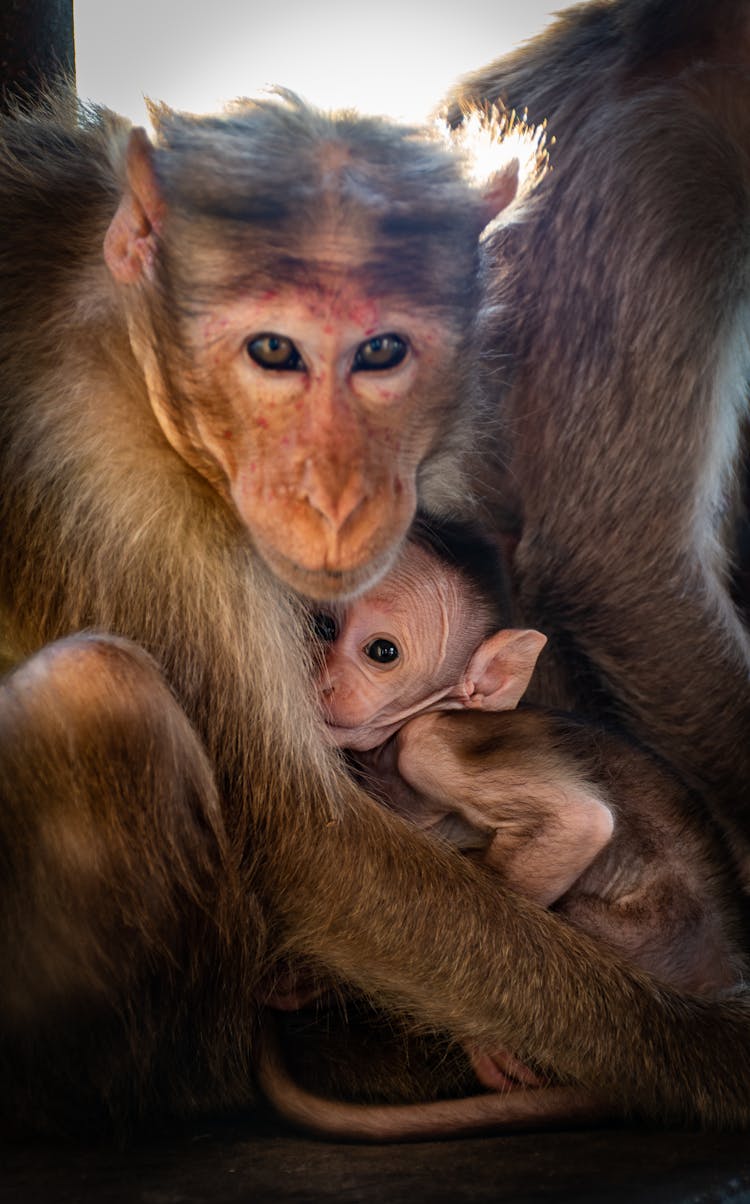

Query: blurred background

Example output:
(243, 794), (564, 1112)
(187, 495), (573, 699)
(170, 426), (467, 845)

(74, 0), (571, 124)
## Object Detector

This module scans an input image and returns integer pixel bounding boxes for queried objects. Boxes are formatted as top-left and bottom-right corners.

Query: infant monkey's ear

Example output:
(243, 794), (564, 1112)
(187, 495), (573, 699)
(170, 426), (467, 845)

(462, 629), (547, 710)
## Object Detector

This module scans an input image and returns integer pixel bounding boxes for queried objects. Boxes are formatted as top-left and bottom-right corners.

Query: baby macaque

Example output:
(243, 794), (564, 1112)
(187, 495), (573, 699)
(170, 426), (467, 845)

(316, 523), (745, 1020)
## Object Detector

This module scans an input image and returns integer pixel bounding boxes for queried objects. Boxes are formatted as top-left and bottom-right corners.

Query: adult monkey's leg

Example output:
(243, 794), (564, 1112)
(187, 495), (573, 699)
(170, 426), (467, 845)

(0, 634), (263, 1134)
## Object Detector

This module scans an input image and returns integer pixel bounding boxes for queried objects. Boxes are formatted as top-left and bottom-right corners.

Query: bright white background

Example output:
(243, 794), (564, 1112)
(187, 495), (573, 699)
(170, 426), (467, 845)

(74, 1), (569, 125)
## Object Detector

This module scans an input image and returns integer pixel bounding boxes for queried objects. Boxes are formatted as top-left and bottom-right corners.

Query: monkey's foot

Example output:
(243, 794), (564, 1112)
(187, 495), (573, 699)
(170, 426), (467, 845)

(468, 1047), (543, 1091)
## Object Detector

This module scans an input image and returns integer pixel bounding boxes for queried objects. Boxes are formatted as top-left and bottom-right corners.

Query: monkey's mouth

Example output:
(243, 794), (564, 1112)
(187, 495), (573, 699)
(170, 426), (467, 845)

(257, 539), (400, 602)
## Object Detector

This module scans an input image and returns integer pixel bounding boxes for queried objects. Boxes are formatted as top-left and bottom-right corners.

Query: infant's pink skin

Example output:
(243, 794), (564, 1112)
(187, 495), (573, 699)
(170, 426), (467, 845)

(313, 539), (553, 1095)
(318, 540), (545, 749)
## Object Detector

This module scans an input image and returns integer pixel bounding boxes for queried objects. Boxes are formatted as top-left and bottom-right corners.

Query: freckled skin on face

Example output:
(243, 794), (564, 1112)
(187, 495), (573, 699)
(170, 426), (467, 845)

(320, 543), (492, 750)
(175, 282), (460, 600)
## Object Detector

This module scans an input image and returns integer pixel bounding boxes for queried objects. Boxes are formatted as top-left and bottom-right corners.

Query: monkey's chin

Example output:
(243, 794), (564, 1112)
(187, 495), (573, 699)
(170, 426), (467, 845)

(255, 540), (400, 602)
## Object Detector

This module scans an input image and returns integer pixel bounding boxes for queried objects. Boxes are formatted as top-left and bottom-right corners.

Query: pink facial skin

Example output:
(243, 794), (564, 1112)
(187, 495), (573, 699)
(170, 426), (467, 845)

(318, 543), (484, 750)
(183, 283), (446, 600)
(318, 541), (546, 751)
(107, 140), (459, 602)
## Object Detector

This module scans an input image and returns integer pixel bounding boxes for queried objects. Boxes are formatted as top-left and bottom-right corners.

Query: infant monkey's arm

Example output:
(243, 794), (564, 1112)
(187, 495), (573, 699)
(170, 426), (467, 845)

(320, 535), (614, 908)
(396, 708), (614, 906)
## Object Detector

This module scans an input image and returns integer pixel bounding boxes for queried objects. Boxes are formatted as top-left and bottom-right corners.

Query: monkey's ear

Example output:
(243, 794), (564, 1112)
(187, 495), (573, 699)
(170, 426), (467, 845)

(479, 160), (521, 227)
(462, 629), (547, 711)
(450, 107), (548, 231)
(104, 128), (165, 284)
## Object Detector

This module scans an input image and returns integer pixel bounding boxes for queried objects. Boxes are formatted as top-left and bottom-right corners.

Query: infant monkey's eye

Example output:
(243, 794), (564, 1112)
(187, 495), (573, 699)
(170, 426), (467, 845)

(312, 612), (338, 642)
(365, 638), (400, 664)
(247, 333), (303, 371)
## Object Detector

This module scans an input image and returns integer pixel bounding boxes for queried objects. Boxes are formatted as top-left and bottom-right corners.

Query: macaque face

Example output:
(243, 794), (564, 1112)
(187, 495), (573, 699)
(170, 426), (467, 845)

(103, 110), (532, 602)
(171, 277), (458, 601)
(317, 544), (491, 750)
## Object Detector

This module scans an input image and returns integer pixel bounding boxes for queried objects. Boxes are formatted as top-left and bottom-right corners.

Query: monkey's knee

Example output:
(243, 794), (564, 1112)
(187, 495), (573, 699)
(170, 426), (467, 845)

(3, 632), (218, 804)
(0, 634), (230, 1028)
(6, 631), (187, 737)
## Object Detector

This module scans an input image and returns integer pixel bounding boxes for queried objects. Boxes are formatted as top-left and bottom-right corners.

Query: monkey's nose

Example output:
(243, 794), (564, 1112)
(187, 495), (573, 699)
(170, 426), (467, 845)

(302, 459), (367, 531)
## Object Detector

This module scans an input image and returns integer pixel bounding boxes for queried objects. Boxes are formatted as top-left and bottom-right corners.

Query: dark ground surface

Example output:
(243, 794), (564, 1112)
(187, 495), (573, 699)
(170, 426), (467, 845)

(4, 1118), (750, 1204)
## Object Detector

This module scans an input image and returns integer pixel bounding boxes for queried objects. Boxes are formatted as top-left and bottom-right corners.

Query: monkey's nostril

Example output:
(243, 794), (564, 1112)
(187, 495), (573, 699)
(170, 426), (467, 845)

(302, 460), (368, 532)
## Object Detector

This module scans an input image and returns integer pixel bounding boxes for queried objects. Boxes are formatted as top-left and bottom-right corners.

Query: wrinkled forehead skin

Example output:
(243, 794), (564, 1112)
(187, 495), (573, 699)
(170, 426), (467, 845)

(321, 542), (497, 748)
(342, 541), (492, 688)
(150, 97), (488, 312)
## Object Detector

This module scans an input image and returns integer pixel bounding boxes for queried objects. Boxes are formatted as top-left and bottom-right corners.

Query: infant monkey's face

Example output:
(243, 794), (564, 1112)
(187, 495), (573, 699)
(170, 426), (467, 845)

(313, 543), (486, 750)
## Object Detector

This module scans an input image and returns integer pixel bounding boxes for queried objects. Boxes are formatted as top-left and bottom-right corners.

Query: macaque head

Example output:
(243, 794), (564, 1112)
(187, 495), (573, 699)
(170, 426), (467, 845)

(316, 540), (546, 751)
(103, 95), (545, 600)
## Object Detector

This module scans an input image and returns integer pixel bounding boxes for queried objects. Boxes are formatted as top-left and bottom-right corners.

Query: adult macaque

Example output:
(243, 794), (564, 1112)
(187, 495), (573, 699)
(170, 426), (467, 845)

(447, 0), (750, 879)
(2, 10), (750, 1139)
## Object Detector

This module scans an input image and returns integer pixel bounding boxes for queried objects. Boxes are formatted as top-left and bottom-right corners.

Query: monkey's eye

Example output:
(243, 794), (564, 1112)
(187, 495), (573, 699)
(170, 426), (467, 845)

(353, 334), (408, 372)
(364, 637), (400, 665)
(246, 333), (304, 371)
(312, 612), (338, 643)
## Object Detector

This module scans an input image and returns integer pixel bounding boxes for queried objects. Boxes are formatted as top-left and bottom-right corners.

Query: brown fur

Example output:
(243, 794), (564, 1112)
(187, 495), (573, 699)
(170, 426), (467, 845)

(396, 707), (745, 996)
(448, 0), (750, 873)
(257, 1015), (608, 1141)
(1, 28), (750, 1138)
(274, 525), (744, 1140)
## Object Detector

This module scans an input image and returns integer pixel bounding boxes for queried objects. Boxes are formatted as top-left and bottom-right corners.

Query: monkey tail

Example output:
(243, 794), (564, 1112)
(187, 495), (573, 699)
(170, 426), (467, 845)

(256, 1017), (610, 1142)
